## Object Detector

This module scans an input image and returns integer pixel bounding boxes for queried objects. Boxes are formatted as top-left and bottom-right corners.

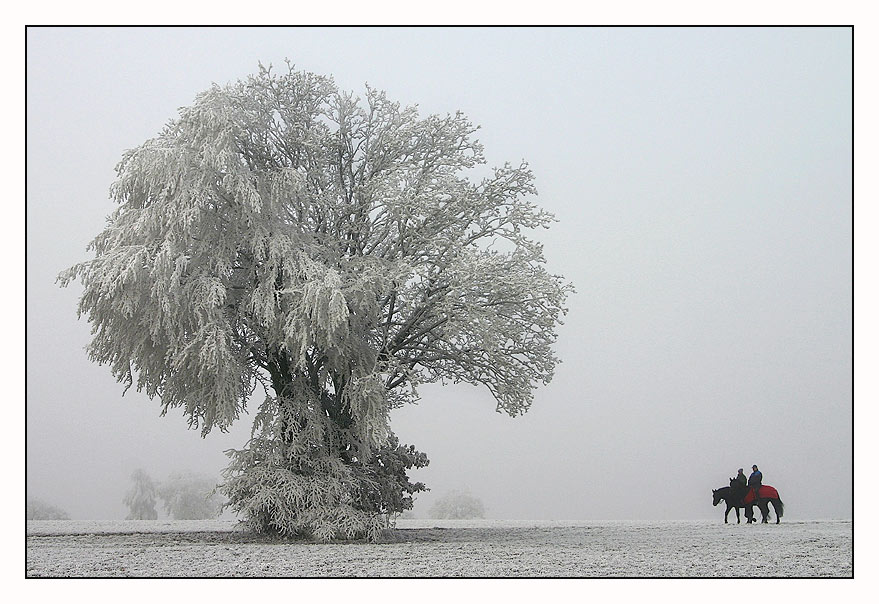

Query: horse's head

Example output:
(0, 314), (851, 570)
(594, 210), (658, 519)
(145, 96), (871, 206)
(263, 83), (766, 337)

(712, 489), (722, 506)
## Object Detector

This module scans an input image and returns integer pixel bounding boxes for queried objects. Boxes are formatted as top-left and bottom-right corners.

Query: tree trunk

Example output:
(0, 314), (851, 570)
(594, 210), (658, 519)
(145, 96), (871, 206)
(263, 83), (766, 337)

(265, 346), (355, 454)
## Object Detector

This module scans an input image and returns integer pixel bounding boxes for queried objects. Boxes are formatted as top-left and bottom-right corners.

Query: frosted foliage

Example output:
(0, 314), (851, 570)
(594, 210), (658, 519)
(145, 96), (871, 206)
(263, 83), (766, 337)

(123, 469), (158, 520)
(220, 428), (386, 541)
(219, 395), (428, 540)
(60, 62), (570, 540)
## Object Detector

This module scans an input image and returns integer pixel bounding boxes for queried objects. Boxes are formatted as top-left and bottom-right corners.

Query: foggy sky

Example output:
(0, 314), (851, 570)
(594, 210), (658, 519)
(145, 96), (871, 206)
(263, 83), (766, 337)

(26, 27), (852, 521)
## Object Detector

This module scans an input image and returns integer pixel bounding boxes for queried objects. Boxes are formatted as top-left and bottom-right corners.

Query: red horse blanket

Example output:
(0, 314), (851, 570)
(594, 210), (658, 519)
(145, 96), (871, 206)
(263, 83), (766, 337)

(743, 485), (779, 504)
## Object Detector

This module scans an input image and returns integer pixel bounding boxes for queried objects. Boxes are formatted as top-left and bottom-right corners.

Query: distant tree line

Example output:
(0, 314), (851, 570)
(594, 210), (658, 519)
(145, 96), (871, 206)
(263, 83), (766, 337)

(27, 498), (71, 520)
(124, 469), (223, 520)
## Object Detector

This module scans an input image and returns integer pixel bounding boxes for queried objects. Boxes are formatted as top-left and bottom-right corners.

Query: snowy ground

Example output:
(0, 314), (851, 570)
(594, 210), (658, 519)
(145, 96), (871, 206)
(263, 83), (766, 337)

(26, 518), (852, 577)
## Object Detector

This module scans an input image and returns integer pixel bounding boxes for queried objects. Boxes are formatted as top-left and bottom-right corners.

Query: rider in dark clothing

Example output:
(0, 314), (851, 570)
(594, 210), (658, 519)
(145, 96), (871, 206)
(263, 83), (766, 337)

(748, 465), (763, 503)
(734, 468), (747, 501)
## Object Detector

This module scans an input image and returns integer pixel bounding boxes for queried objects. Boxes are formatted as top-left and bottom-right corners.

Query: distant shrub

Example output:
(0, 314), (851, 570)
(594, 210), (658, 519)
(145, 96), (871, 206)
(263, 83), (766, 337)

(27, 498), (70, 520)
(428, 490), (485, 519)
(157, 472), (223, 520)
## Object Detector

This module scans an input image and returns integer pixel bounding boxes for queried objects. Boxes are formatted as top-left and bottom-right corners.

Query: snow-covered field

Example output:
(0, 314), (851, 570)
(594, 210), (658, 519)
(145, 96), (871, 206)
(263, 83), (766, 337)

(26, 518), (852, 577)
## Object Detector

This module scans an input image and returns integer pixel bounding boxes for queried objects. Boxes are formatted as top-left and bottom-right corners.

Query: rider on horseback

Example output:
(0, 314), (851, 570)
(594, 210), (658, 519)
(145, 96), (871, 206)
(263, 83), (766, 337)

(732, 468), (747, 502)
(748, 464), (763, 504)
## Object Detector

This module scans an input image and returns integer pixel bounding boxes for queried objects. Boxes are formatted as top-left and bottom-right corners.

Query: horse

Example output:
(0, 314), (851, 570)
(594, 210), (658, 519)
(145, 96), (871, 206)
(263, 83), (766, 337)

(713, 480), (785, 524)
(712, 485), (748, 523)
(742, 485), (785, 524)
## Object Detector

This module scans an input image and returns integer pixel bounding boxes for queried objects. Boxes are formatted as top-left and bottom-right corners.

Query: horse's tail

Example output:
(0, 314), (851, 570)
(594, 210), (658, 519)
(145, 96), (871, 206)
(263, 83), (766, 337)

(774, 498), (784, 519)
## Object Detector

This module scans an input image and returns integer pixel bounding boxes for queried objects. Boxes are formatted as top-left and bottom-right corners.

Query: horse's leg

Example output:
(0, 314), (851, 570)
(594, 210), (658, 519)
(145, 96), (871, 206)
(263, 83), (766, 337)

(735, 506), (740, 524)
(761, 502), (769, 523)
(772, 500), (781, 524)
(724, 505), (730, 523)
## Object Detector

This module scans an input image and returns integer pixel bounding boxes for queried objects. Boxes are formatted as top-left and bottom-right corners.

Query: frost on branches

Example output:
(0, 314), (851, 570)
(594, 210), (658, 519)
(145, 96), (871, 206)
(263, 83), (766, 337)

(60, 62), (571, 541)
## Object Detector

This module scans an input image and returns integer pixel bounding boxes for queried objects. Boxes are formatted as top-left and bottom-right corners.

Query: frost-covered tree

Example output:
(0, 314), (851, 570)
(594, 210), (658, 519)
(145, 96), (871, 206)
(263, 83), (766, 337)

(60, 62), (571, 541)
(27, 498), (71, 520)
(428, 490), (486, 519)
(157, 471), (223, 519)
(123, 469), (158, 520)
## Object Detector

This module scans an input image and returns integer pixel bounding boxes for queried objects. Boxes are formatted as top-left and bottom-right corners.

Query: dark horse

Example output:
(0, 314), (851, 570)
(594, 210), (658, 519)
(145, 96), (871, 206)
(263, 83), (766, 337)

(742, 483), (785, 524)
(712, 483), (747, 524)
(713, 479), (785, 524)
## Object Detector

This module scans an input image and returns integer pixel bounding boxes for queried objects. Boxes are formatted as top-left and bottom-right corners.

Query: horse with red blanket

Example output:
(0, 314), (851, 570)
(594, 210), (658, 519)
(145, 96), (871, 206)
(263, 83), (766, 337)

(743, 484), (784, 524)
